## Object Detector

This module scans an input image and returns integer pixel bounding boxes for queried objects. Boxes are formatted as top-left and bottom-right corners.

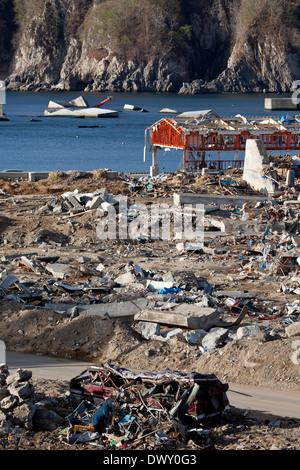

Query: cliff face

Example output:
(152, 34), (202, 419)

(3, 0), (300, 93)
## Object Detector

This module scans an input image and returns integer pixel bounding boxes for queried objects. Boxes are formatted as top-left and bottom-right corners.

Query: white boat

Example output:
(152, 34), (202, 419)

(44, 107), (118, 118)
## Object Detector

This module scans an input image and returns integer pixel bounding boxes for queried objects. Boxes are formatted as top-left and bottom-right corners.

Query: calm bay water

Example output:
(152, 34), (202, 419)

(0, 91), (293, 174)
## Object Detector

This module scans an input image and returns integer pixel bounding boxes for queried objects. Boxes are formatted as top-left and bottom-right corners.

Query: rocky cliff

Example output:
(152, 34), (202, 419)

(2, 0), (300, 94)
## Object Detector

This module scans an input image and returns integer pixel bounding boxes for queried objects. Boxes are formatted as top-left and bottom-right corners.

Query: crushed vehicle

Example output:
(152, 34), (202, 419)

(68, 363), (229, 443)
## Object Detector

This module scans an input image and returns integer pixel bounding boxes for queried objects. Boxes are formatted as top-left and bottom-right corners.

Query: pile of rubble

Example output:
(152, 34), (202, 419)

(0, 164), (300, 449)
(0, 180), (299, 360)
(0, 362), (229, 450)
(0, 365), (68, 436)
(66, 363), (229, 448)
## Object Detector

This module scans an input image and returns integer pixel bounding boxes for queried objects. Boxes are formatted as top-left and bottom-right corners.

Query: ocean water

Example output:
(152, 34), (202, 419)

(0, 91), (294, 174)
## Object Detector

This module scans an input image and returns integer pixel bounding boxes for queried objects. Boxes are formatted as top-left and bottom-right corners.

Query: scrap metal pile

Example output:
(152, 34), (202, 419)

(65, 363), (229, 448)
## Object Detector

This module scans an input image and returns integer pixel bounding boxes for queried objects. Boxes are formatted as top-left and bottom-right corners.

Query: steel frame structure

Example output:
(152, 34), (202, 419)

(144, 111), (300, 171)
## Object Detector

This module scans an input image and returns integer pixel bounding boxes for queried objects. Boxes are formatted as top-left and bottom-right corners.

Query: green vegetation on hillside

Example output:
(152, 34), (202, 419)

(80, 0), (193, 60)
(234, 0), (300, 50)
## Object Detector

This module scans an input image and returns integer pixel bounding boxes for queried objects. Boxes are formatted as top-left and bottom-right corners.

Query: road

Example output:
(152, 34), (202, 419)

(5, 351), (300, 419)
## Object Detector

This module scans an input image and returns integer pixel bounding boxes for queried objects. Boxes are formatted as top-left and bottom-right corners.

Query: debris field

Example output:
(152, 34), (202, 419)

(0, 164), (299, 450)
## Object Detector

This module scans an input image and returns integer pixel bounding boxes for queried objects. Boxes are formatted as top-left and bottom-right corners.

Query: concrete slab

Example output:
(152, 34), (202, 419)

(44, 299), (151, 319)
(78, 299), (150, 318)
(135, 305), (219, 330)
(173, 192), (270, 208)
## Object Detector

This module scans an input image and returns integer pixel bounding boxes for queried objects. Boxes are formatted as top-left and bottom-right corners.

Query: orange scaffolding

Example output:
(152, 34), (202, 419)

(144, 111), (300, 172)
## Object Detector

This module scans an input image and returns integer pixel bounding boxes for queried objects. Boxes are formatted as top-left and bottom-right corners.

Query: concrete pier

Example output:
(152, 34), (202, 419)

(264, 97), (300, 110)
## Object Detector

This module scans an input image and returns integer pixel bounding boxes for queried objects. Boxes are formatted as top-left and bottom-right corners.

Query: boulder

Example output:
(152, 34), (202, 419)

(201, 327), (228, 349)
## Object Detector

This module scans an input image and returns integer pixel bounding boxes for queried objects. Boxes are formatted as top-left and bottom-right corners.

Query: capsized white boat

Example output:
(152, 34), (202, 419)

(47, 96), (90, 109)
(44, 107), (118, 118)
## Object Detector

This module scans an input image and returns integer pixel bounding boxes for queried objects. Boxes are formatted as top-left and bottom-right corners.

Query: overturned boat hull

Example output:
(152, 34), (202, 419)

(44, 107), (118, 118)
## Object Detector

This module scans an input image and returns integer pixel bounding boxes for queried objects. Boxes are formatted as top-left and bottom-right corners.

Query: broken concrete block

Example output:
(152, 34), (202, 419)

(162, 272), (175, 284)
(114, 272), (137, 285)
(236, 325), (262, 339)
(96, 188), (109, 201)
(137, 321), (160, 340)
(68, 306), (79, 318)
(201, 327), (228, 349)
(285, 322), (300, 337)
(86, 195), (103, 210)
(0, 270), (8, 280)
(201, 246), (227, 255)
(69, 96), (89, 108)
(135, 305), (219, 330)
(0, 409), (7, 424)
(0, 394), (17, 410)
(11, 402), (35, 430)
(66, 194), (83, 209)
(6, 369), (32, 385)
(7, 381), (35, 400)
(161, 328), (184, 340)
(184, 329), (207, 346)
(173, 304), (220, 330)
(45, 263), (71, 279)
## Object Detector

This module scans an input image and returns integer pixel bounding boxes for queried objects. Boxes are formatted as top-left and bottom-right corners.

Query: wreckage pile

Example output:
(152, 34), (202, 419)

(66, 363), (229, 448)
(0, 362), (229, 450)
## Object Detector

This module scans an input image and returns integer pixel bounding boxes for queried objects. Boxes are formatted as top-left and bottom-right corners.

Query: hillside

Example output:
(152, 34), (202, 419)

(1, 0), (300, 93)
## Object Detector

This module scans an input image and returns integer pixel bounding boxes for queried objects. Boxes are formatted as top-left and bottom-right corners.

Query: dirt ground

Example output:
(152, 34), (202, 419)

(0, 169), (299, 451)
